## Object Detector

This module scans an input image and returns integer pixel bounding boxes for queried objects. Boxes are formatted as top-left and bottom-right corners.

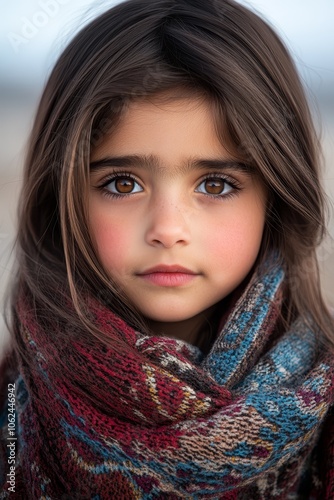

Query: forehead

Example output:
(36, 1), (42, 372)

(91, 95), (237, 172)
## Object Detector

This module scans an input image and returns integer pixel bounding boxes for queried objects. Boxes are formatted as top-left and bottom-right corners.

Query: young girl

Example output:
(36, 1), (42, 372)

(1, 0), (333, 497)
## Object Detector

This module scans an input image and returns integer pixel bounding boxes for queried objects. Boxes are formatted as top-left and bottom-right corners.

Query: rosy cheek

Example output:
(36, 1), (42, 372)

(205, 214), (263, 267)
(91, 214), (128, 273)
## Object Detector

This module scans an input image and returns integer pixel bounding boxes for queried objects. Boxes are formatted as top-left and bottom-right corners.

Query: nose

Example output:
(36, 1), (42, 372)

(144, 198), (191, 248)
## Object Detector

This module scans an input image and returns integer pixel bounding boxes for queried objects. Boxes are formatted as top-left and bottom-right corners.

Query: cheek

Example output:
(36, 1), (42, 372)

(90, 212), (131, 273)
(204, 203), (265, 270)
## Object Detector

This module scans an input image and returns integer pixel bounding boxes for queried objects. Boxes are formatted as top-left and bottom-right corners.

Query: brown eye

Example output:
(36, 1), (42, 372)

(195, 177), (234, 197)
(204, 179), (225, 194)
(104, 175), (143, 195)
(115, 177), (135, 193)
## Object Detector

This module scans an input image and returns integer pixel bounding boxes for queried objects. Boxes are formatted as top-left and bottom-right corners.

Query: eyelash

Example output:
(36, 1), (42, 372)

(97, 171), (243, 200)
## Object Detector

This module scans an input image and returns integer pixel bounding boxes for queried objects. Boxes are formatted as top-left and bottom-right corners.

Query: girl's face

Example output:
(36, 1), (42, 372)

(88, 96), (267, 329)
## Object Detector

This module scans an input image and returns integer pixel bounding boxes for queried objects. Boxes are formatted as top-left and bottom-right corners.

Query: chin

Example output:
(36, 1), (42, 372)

(143, 310), (197, 323)
(148, 315), (192, 323)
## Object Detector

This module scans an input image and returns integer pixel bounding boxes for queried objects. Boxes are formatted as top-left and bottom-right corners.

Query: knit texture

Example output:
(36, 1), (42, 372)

(0, 258), (333, 498)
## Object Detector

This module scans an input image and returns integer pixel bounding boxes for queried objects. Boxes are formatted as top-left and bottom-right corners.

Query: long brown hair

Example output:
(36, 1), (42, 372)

(6, 0), (334, 359)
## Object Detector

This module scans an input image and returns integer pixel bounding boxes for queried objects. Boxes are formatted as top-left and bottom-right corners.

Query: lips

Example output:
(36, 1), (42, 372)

(137, 265), (198, 287)
(139, 265), (196, 274)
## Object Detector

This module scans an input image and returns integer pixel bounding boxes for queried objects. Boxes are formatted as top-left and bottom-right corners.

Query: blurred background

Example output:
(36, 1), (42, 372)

(1, 0), (333, 352)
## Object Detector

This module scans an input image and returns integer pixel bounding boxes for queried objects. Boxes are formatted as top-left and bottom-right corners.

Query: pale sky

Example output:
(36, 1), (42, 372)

(1, 0), (333, 90)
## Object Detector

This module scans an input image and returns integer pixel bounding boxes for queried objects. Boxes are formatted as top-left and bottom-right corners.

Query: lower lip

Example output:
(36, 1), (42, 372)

(138, 272), (197, 287)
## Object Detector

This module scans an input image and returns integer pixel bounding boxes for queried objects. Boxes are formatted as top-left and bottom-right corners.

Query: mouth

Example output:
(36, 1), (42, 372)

(136, 265), (199, 287)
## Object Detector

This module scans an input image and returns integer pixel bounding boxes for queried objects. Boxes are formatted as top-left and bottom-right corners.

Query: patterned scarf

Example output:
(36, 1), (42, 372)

(1, 258), (334, 499)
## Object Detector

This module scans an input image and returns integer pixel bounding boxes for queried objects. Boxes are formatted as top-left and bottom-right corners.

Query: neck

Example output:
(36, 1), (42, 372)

(145, 305), (220, 353)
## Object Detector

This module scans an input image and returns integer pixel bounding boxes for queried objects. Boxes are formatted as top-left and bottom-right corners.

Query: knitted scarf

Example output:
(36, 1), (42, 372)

(1, 259), (334, 499)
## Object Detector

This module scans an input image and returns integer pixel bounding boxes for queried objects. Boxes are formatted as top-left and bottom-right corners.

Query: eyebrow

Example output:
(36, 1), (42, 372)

(89, 154), (254, 174)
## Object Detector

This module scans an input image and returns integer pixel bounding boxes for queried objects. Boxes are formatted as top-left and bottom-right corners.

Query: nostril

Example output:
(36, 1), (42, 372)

(144, 205), (191, 248)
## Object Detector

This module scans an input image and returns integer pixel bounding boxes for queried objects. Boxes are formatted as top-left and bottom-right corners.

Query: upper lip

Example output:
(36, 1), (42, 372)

(138, 265), (197, 275)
